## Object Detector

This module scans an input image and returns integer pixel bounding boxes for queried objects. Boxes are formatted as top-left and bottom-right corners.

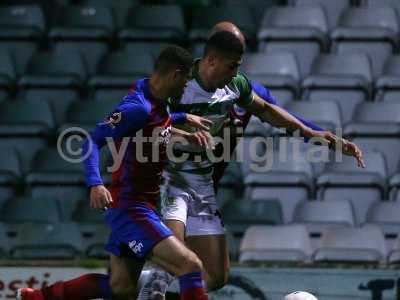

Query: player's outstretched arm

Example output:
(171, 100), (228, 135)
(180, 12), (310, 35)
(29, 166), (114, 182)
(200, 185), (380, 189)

(171, 112), (213, 131)
(171, 127), (215, 150)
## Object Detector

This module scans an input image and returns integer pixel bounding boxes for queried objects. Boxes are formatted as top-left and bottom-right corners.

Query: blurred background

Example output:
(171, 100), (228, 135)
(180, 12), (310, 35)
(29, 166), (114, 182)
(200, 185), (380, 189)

(0, 0), (399, 299)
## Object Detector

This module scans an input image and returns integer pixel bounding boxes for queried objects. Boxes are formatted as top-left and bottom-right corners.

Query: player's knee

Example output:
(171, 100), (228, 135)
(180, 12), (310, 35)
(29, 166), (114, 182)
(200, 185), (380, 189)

(110, 277), (137, 299)
(178, 251), (204, 275)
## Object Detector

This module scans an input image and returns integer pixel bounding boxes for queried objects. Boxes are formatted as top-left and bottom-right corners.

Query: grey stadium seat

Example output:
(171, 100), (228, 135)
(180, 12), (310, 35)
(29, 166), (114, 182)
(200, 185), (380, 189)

(363, 0), (400, 16)
(331, 6), (398, 78)
(289, 0), (349, 30)
(364, 201), (400, 239)
(239, 225), (313, 263)
(293, 200), (355, 236)
(258, 6), (329, 51)
(388, 236), (400, 264)
(302, 53), (373, 101)
(314, 226), (387, 263)
(0, 147), (21, 209)
(284, 100), (342, 131)
(375, 55), (400, 101)
(244, 151), (313, 223)
(317, 151), (387, 225)
(119, 5), (186, 42)
(241, 53), (300, 99)
(0, 50), (16, 91)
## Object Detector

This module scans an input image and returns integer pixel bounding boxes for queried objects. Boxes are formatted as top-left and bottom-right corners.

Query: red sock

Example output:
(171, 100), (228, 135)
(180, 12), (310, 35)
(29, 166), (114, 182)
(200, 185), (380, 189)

(178, 272), (208, 300)
(41, 274), (113, 300)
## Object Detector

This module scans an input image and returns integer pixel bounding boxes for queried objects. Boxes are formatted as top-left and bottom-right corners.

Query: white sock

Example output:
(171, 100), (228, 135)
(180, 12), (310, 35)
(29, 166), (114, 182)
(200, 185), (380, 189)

(137, 267), (174, 300)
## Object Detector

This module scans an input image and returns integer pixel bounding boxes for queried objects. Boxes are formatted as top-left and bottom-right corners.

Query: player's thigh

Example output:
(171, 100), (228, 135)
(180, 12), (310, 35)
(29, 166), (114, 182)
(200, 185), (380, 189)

(148, 235), (202, 276)
(109, 254), (145, 293)
(165, 219), (185, 242)
(186, 234), (230, 290)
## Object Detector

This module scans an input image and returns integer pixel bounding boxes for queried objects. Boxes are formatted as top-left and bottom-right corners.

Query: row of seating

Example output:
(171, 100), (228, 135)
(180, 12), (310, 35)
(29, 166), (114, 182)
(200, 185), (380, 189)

(237, 225), (400, 264)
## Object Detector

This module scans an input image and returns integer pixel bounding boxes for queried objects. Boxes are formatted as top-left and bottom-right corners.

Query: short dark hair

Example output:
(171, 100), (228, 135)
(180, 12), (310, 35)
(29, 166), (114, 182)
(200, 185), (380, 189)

(154, 45), (193, 74)
(204, 31), (244, 57)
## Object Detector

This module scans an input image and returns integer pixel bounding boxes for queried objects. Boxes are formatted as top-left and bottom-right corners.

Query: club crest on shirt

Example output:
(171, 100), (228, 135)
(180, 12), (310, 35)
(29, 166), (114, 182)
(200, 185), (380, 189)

(103, 112), (122, 128)
(156, 125), (172, 145)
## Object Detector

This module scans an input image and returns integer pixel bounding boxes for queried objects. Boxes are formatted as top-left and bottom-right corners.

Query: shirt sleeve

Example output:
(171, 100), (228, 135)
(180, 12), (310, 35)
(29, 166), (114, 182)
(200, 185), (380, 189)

(250, 80), (325, 135)
(171, 112), (187, 124)
(82, 99), (150, 187)
(232, 72), (254, 107)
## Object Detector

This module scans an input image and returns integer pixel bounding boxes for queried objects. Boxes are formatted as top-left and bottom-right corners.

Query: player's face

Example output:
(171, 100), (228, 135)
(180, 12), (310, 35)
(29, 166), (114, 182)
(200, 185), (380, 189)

(171, 69), (191, 99)
(211, 53), (242, 89)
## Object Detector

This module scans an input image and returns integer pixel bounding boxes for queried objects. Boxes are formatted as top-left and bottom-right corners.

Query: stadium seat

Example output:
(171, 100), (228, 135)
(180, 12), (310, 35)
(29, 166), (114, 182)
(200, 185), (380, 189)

(80, 223), (110, 259)
(25, 148), (86, 187)
(0, 223), (8, 258)
(313, 226), (387, 263)
(375, 55), (400, 101)
(222, 198), (283, 235)
(49, 5), (115, 41)
(302, 53), (373, 102)
(123, 42), (168, 60)
(0, 5), (45, 40)
(363, 0), (400, 16)
(0, 99), (54, 137)
(61, 99), (118, 133)
(258, 6), (329, 52)
(288, 0), (349, 30)
(317, 150), (388, 225)
(119, 5), (185, 42)
(19, 51), (87, 88)
(388, 236), (400, 264)
(364, 201), (400, 240)
(1, 196), (61, 224)
(293, 200), (355, 236)
(239, 225), (313, 263)
(244, 115), (271, 137)
(244, 151), (313, 223)
(241, 53), (300, 99)
(93, 89), (128, 102)
(54, 42), (109, 76)
(284, 100), (342, 131)
(9, 222), (83, 259)
(0, 41), (37, 77)
(331, 7), (398, 79)
(89, 50), (153, 89)
(189, 5), (257, 44)
(0, 147), (20, 214)
(0, 50), (16, 91)
(261, 42), (319, 79)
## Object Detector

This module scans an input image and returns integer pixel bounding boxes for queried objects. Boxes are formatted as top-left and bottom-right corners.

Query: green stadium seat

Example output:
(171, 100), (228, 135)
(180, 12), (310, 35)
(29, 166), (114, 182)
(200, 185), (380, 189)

(1, 196), (62, 224)
(119, 5), (186, 42)
(189, 5), (257, 43)
(0, 41), (38, 76)
(49, 5), (115, 41)
(79, 223), (110, 259)
(0, 99), (54, 137)
(0, 5), (45, 40)
(221, 198), (283, 236)
(60, 99), (118, 133)
(28, 186), (88, 222)
(89, 50), (153, 89)
(0, 223), (8, 258)
(123, 42), (168, 60)
(19, 51), (87, 88)
(81, 0), (138, 29)
(93, 89), (128, 102)
(0, 50), (16, 90)
(54, 42), (109, 75)
(25, 148), (86, 186)
(9, 222), (83, 259)
(0, 137), (46, 175)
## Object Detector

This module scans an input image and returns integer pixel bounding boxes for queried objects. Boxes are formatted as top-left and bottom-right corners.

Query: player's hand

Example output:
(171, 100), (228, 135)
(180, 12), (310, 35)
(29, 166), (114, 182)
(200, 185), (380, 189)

(341, 138), (366, 168)
(90, 185), (113, 210)
(304, 129), (339, 146)
(186, 114), (213, 131)
(188, 130), (215, 150)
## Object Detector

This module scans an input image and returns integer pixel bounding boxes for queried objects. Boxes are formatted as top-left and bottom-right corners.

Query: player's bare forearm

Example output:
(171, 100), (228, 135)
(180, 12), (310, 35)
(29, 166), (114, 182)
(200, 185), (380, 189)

(171, 127), (214, 150)
(246, 93), (313, 137)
